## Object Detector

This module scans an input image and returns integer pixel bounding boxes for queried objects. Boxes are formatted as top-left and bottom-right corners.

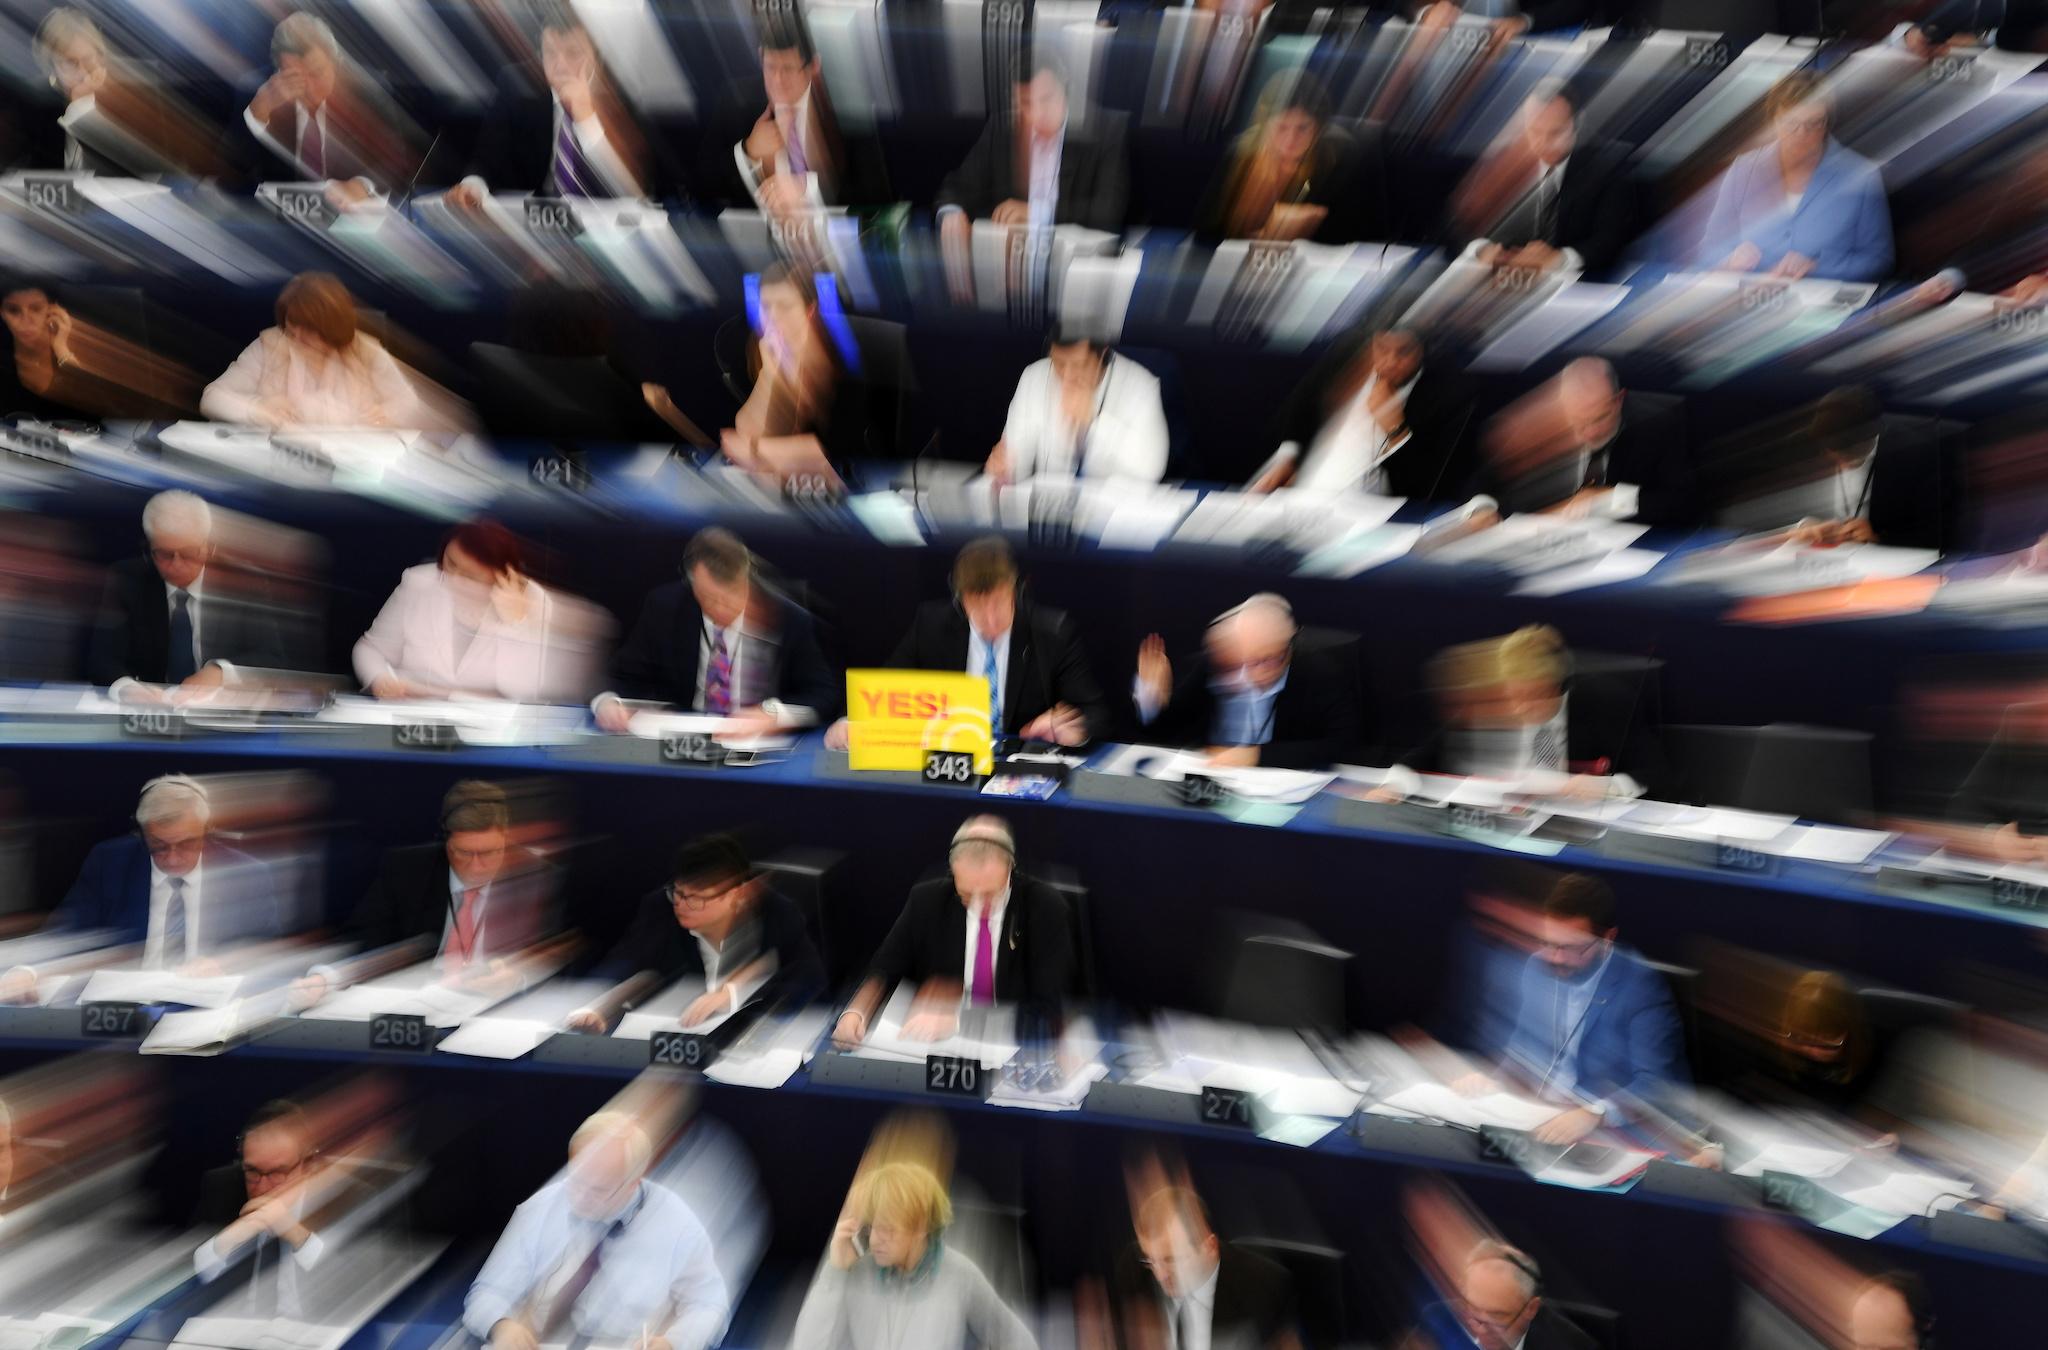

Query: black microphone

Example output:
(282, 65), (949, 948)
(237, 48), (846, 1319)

(399, 128), (443, 211)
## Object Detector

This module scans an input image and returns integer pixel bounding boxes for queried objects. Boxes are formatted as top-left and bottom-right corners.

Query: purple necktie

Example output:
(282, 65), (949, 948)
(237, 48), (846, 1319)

(301, 112), (326, 178)
(552, 118), (595, 198)
(970, 910), (995, 1005)
(783, 113), (810, 179)
(705, 629), (733, 714)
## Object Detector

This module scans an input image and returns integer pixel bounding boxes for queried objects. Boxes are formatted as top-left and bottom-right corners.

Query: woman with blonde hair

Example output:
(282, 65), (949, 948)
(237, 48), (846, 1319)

(201, 272), (422, 430)
(792, 1159), (1036, 1349)
(1194, 70), (1373, 244)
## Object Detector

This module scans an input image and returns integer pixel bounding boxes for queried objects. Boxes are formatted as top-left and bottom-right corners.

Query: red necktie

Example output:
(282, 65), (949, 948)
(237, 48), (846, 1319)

(445, 887), (483, 972)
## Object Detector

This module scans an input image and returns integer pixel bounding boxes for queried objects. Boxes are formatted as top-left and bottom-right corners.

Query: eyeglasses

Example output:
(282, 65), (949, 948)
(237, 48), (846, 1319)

(1535, 937), (1602, 958)
(670, 879), (743, 909)
(242, 1159), (304, 1183)
(144, 834), (204, 859)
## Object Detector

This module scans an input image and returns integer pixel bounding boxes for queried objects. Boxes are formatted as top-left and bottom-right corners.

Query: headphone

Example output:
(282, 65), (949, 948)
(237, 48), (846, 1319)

(949, 817), (1016, 862)
(134, 773), (210, 830)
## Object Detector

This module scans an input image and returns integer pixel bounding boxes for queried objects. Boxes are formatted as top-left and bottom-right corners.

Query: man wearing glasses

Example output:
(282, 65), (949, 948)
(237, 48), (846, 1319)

(320, 781), (561, 999)
(1411, 1240), (1595, 1350)
(192, 1100), (326, 1302)
(1456, 873), (1687, 1146)
(2, 774), (282, 1002)
(568, 834), (821, 1038)
(86, 490), (291, 698)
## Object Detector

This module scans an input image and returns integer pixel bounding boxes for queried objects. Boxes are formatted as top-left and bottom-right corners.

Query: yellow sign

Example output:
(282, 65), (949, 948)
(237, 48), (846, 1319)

(845, 669), (994, 774)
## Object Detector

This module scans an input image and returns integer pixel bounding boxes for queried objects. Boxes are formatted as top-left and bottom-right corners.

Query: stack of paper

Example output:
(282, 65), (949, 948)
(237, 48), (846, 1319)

(301, 975), (499, 1028)
(1367, 1082), (1561, 1131)
(1731, 1141), (1856, 1179)
(855, 986), (1019, 1069)
(1834, 1170), (1974, 1216)
(612, 974), (766, 1039)
(79, 969), (242, 1009)
(436, 1017), (558, 1060)
(624, 710), (793, 755)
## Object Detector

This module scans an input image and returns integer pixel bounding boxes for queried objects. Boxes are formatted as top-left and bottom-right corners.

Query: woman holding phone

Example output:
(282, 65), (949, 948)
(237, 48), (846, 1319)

(0, 282), (97, 420)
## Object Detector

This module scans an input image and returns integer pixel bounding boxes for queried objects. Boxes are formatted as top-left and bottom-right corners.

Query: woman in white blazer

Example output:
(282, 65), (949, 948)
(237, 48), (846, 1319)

(200, 271), (423, 430)
(353, 520), (603, 704)
(985, 335), (1169, 484)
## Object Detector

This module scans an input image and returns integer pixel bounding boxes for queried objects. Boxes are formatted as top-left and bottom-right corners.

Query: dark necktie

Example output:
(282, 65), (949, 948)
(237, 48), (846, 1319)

(167, 589), (197, 683)
(301, 112), (326, 179)
(1536, 165), (1561, 241)
(162, 876), (187, 967)
(542, 1220), (619, 1337)
(551, 116), (595, 198)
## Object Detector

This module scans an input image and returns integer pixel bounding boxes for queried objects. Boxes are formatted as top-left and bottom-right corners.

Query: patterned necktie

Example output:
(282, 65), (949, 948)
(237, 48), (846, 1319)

(161, 876), (187, 968)
(301, 111), (326, 179)
(980, 638), (1003, 734)
(167, 590), (197, 683)
(446, 887), (483, 971)
(783, 112), (810, 179)
(552, 116), (595, 198)
(970, 910), (995, 1005)
(705, 629), (733, 714)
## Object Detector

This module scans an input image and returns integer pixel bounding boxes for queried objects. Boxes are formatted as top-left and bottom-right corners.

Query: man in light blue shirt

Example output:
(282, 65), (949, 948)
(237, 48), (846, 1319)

(465, 1111), (729, 1350)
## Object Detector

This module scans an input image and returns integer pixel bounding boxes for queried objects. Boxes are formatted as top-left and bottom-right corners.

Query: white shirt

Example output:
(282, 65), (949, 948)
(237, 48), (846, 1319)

(1027, 126), (1064, 230)
(967, 626), (1011, 732)
(999, 355), (1170, 483)
(960, 887), (1011, 994)
(1294, 370), (1420, 494)
(145, 859), (202, 969)
(353, 563), (602, 705)
(1168, 1261), (1220, 1350)
(194, 1190), (328, 1314)
(200, 328), (423, 430)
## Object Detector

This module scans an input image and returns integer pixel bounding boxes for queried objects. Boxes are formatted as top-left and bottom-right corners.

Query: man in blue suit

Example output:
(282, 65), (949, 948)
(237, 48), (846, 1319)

(16, 775), (285, 998)
(1466, 872), (1687, 1145)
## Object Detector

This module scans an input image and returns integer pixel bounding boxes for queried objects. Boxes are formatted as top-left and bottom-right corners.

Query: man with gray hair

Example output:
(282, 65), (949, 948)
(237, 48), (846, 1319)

(832, 814), (1075, 1047)
(464, 1110), (729, 1350)
(2, 775), (283, 1002)
(86, 490), (290, 693)
(1419, 1239), (1596, 1350)
(1134, 593), (1362, 768)
(240, 11), (419, 198)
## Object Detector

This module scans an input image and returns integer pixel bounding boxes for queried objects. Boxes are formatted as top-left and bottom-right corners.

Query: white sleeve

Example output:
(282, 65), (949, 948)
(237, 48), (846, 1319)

(352, 578), (410, 690)
(659, 1215), (732, 1350)
(193, 1235), (231, 1283)
(243, 104), (299, 176)
(361, 343), (425, 431)
(1000, 364), (1047, 479)
(1133, 675), (1162, 727)
(570, 114), (641, 198)
(1094, 368), (1169, 483)
(462, 1197), (546, 1340)
(200, 338), (273, 425)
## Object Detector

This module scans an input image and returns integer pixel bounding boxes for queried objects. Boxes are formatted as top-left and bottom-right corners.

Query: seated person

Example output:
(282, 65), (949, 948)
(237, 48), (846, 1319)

(937, 57), (1127, 236)
(1134, 594), (1361, 769)
(1697, 71), (1893, 283)
(447, 1), (657, 205)
(1406, 1239), (1596, 1350)
(724, 16), (891, 217)
(239, 12), (422, 201)
(31, 8), (224, 177)
(1389, 625), (1667, 797)
(1480, 357), (1695, 526)
(192, 1100), (346, 1308)
(200, 272), (426, 431)
(795, 1158), (1035, 1350)
(1699, 955), (1880, 1118)
(569, 833), (823, 1037)
(352, 519), (606, 704)
(1450, 82), (1635, 278)
(831, 816), (1074, 1047)
(85, 490), (290, 697)
(0, 280), (133, 422)
(1110, 1182), (1300, 1349)
(719, 264), (870, 478)
(825, 535), (1109, 749)
(1710, 386), (1948, 551)
(985, 331), (1168, 484)
(464, 1110), (729, 1350)
(4, 774), (283, 1002)
(1195, 70), (1381, 245)
(1457, 873), (1689, 1145)
(595, 527), (836, 737)
(317, 780), (560, 995)
(1252, 328), (1470, 499)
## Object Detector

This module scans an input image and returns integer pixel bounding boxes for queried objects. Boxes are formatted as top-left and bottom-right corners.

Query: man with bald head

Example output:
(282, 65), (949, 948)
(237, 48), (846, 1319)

(1485, 357), (1694, 526)
(1849, 1273), (1931, 1350)
(1135, 594), (1362, 769)
(465, 1110), (729, 1350)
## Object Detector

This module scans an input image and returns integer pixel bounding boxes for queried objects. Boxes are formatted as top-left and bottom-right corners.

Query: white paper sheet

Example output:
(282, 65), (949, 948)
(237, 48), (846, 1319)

(624, 711), (794, 754)
(1368, 1082), (1561, 1131)
(1834, 1170), (1974, 1216)
(1731, 1142), (1856, 1179)
(1773, 824), (1894, 867)
(702, 1046), (804, 1089)
(436, 1017), (557, 1060)
(1511, 547), (1664, 597)
(300, 973), (497, 1027)
(1261, 1079), (1365, 1119)
(856, 985), (1019, 1069)
(1533, 1144), (1656, 1190)
(78, 969), (243, 1009)
(140, 1004), (248, 1054)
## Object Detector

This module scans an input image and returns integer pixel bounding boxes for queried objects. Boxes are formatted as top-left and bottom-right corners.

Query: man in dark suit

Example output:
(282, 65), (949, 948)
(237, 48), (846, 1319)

(567, 834), (823, 1044)
(1254, 328), (1475, 502)
(444, 1), (670, 206)
(1111, 1183), (1300, 1350)
(1135, 594), (1362, 769)
(827, 534), (1109, 749)
(1, 775), (283, 1002)
(595, 528), (838, 737)
(1408, 1239), (1597, 1350)
(87, 490), (291, 694)
(234, 12), (423, 200)
(1462, 873), (1688, 1146)
(338, 780), (560, 977)
(720, 15), (892, 214)
(831, 816), (1074, 1048)
(1455, 83), (1636, 279)
(936, 58), (1129, 235)
(1484, 358), (1696, 527)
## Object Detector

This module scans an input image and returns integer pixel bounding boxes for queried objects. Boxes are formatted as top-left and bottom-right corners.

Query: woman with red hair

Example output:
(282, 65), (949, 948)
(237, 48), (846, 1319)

(353, 520), (603, 703)
(201, 272), (422, 430)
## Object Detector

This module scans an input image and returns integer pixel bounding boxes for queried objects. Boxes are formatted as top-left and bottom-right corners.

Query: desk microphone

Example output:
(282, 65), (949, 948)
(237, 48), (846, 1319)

(399, 129), (443, 212)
